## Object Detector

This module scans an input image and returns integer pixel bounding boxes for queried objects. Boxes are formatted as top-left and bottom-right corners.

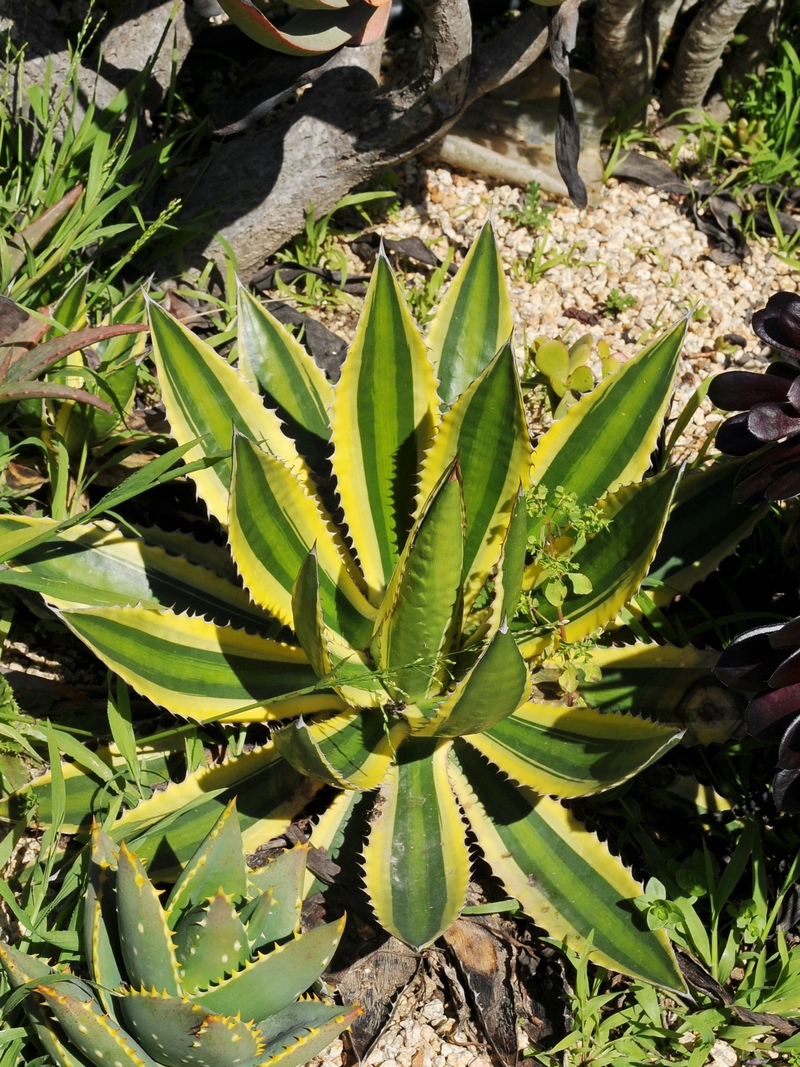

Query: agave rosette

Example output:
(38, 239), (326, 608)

(0, 802), (358, 1067)
(0, 224), (762, 991)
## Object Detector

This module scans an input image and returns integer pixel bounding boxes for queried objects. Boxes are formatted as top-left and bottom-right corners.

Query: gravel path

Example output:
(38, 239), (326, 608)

(305, 157), (800, 1067)
(406, 162), (796, 455)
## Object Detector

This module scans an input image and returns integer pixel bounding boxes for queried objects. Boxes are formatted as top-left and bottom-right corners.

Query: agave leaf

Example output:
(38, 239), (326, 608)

(14, 1015), (100, 1067)
(246, 846), (307, 947)
(370, 462), (465, 703)
(119, 989), (262, 1065)
(363, 738), (470, 949)
(304, 789), (363, 898)
(646, 456), (769, 605)
(462, 702), (682, 798)
(0, 517), (274, 633)
(426, 221), (513, 408)
(290, 547), (383, 709)
(530, 318), (687, 528)
(254, 999), (363, 1067)
(290, 547), (333, 682)
(274, 708), (408, 789)
(217, 0), (382, 54)
(85, 826), (124, 1020)
(115, 842), (183, 995)
(422, 627), (529, 738)
(416, 341), (531, 612)
(237, 285), (333, 442)
(579, 643), (720, 716)
(32, 986), (162, 1067)
(450, 742), (684, 990)
(0, 941), (92, 1001)
(331, 254), (438, 601)
(148, 300), (306, 523)
(166, 799), (248, 923)
(519, 467), (682, 658)
(497, 487), (528, 623)
(48, 603), (331, 723)
(0, 942), (102, 1067)
(111, 746), (323, 875)
(174, 892), (252, 985)
(459, 489), (526, 650)
(197, 918), (345, 1021)
(0, 518), (61, 563)
(229, 434), (373, 643)
(0, 738), (178, 833)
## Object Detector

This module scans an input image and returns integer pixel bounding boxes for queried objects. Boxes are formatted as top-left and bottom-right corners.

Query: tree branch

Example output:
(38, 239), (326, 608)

(465, 4), (549, 102)
(660, 0), (758, 115)
(160, 0), (554, 275)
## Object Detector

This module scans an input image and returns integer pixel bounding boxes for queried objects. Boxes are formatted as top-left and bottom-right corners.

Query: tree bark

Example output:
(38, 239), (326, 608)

(98, 0), (200, 117)
(159, 1), (551, 277)
(0, 0), (119, 137)
(660, 0), (759, 116)
(593, 0), (649, 112)
(723, 0), (785, 90)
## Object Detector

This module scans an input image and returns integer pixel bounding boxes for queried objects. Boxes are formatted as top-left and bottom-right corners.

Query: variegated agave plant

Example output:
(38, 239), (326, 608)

(0, 802), (358, 1067)
(0, 225), (760, 992)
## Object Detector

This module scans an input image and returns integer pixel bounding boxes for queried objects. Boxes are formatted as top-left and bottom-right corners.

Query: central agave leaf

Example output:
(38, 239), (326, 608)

(0, 222), (723, 992)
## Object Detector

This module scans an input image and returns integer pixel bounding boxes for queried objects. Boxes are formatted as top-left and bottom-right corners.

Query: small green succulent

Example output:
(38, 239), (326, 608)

(0, 802), (358, 1067)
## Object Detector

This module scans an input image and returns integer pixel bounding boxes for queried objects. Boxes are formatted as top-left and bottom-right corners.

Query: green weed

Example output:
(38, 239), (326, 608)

(601, 288), (637, 317)
(274, 191), (395, 309)
(0, 7), (196, 311)
(501, 180), (554, 230)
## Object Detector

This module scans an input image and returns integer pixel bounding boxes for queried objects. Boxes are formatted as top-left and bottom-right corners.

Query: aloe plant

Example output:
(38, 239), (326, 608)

(0, 802), (359, 1067)
(0, 224), (761, 992)
(0, 299), (145, 413)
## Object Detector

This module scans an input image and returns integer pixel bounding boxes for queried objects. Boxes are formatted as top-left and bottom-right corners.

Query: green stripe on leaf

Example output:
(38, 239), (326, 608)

(363, 738), (469, 948)
(230, 433), (373, 642)
(50, 604), (330, 722)
(451, 741), (684, 989)
(148, 300), (305, 523)
(416, 342), (531, 612)
(331, 255), (438, 600)
(371, 461), (465, 703)
(530, 318), (687, 526)
(238, 284), (333, 442)
(427, 221), (513, 407)
(465, 701), (682, 797)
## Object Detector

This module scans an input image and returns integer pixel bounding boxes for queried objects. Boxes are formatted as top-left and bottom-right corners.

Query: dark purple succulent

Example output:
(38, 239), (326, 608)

(716, 616), (800, 812)
(752, 291), (800, 358)
(708, 291), (800, 503)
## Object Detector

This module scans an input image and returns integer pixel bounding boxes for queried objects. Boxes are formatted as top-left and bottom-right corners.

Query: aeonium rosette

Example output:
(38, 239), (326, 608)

(708, 291), (800, 502)
(716, 616), (800, 812)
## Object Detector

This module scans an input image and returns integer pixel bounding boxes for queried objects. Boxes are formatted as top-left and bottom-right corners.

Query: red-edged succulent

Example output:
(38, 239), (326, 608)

(716, 616), (800, 812)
